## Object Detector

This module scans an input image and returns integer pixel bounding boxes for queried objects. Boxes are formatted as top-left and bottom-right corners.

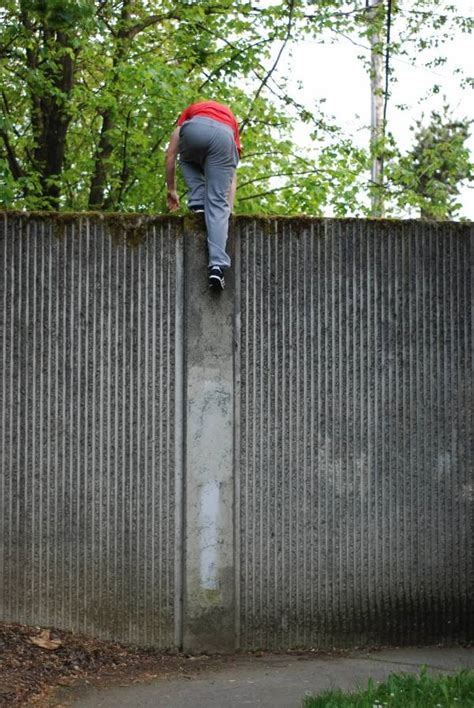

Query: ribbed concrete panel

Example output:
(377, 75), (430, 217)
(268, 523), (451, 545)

(0, 214), (183, 647)
(1, 214), (472, 651)
(236, 218), (473, 649)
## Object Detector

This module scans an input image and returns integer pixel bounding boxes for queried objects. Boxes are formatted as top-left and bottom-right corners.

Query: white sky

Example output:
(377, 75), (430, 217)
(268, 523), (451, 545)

(278, 1), (474, 218)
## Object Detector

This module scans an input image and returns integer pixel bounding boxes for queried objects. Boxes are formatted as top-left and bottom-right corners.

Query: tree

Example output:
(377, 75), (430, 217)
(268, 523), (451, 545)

(365, 0), (388, 216)
(387, 105), (473, 220)
(0, 1), (472, 217)
(348, 0), (473, 218)
(0, 0), (95, 208)
(0, 0), (362, 213)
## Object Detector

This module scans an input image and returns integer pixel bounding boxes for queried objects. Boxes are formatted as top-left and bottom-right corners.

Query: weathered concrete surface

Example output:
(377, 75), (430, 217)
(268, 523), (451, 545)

(182, 219), (235, 652)
(0, 213), (472, 652)
(55, 647), (474, 707)
(236, 218), (474, 649)
(0, 214), (182, 647)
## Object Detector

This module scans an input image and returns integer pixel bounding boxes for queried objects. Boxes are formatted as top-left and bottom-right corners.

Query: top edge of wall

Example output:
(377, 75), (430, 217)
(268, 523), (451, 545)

(0, 210), (178, 224)
(0, 211), (472, 229)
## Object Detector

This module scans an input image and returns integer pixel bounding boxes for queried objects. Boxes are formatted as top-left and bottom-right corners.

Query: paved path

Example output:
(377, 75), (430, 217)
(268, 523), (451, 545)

(56, 647), (473, 708)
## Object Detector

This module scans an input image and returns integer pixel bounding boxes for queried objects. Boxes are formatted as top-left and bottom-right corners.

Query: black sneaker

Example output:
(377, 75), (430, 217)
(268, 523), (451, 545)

(189, 205), (205, 214)
(208, 266), (225, 291)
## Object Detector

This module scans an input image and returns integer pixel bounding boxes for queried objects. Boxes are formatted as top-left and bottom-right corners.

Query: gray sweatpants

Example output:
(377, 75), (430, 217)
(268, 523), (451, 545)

(179, 116), (239, 269)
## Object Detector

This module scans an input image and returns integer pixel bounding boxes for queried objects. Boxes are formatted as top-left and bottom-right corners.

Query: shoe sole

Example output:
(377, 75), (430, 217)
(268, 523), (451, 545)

(209, 275), (225, 290)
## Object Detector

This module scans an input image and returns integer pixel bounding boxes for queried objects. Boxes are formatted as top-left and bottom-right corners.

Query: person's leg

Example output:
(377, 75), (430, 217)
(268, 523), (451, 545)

(204, 128), (238, 270)
(179, 118), (238, 271)
(178, 159), (205, 208)
(178, 123), (206, 208)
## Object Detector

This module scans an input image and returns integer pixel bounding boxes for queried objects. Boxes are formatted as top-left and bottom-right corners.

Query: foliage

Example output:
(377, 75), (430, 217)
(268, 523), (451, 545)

(303, 667), (474, 707)
(386, 105), (473, 219)
(0, 1), (472, 217)
(0, 0), (362, 214)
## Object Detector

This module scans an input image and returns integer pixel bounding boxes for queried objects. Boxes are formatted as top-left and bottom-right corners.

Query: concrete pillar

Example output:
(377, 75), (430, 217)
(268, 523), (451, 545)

(182, 218), (235, 652)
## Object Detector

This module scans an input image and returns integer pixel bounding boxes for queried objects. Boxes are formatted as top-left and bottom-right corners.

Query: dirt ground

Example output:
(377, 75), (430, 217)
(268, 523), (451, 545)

(0, 621), (237, 706)
(4, 622), (467, 707)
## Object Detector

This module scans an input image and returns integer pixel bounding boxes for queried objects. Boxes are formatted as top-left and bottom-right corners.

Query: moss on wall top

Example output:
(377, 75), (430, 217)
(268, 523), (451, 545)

(0, 210), (471, 245)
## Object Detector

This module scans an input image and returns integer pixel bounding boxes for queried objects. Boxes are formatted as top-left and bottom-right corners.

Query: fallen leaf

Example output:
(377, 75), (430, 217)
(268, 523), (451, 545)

(30, 629), (62, 651)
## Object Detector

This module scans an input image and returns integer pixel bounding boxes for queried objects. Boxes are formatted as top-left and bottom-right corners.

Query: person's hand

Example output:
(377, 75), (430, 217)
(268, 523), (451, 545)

(167, 189), (180, 211)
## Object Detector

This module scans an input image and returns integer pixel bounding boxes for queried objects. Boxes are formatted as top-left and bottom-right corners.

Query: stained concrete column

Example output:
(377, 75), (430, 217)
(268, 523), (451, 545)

(182, 219), (235, 652)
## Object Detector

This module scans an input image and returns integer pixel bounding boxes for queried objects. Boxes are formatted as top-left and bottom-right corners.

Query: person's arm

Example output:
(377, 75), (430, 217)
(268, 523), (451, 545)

(165, 126), (181, 211)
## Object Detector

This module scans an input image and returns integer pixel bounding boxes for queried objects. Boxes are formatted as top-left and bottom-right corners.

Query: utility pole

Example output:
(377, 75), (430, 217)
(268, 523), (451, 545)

(367, 0), (385, 216)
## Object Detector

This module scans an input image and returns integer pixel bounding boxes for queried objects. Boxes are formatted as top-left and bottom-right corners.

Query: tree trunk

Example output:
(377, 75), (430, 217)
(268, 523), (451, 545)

(89, 111), (115, 208)
(23, 11), (76, 209)
(88, 0), (131, 209)
(39, 46), (75, 207)
(368, 0), (385, 217)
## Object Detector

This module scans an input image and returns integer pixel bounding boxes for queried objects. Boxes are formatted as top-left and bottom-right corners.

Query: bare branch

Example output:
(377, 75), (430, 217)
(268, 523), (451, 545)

(198, 37), (274, 90)
(239, 169), (320, 188)
(237, 184), (297, 202)
(328, 27), (370, 50)
(240, 0), (296, 133)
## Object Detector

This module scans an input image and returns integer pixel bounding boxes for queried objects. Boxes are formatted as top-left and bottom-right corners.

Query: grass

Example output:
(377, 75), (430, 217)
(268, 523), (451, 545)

(303, 667), (474, 707)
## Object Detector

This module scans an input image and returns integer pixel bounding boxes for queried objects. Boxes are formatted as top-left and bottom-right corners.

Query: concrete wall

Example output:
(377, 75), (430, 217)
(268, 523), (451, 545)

(0, 214), (182, 647)
(0, 213), (472, 650)
(235, 218), (473, 649)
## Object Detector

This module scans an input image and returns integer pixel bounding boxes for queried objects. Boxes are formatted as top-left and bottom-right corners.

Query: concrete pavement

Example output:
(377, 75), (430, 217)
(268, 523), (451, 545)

(54, 646), (474, 707)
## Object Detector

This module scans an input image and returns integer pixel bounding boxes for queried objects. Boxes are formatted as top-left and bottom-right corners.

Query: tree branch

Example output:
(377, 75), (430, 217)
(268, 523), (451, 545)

(0, 33), (22, 58)
(383, 0), (392, 128)
(126, 13), (179, 40)
(0, 129), (24, 180)
(113, 108), (133, 206)
(239, 169), (320, 188)
(198, 37), (275, 90)
(240, 0), (296, 133)
(237, 184), (296, 202)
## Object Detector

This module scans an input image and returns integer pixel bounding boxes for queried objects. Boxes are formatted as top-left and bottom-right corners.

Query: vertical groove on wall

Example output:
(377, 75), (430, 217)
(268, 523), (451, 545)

(174, 224), (184, 650)
(238, 217), (473, 649)
(1, 214), (472, 649)
(0, 215), (181, 646)
(233, 221), (242, 649)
